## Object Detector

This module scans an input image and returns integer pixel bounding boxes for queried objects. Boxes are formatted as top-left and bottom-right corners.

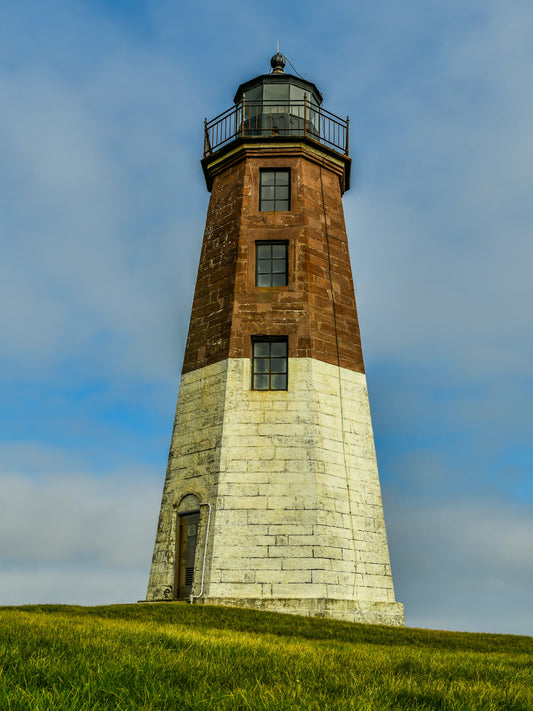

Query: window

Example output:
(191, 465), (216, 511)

(256, 241), (288, 287)
(259, 169), (290, 211)
(252, 338), (288, 390)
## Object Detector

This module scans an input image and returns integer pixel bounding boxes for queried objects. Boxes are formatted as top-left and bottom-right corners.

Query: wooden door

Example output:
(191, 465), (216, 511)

(176, 511), (200, 599)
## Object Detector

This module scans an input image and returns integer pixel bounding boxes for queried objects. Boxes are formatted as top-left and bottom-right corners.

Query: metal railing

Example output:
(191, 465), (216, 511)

(203, 99), (349, 158)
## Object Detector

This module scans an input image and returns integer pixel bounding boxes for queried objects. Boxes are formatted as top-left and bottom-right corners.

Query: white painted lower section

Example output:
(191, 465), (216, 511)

(146, 357), (403, 625)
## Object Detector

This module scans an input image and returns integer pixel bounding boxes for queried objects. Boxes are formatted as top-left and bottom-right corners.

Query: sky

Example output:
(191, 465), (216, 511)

(1, 0), (532, 636)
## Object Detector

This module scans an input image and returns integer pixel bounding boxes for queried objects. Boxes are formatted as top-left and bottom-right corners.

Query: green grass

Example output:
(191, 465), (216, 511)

(0, 603), (531, 710)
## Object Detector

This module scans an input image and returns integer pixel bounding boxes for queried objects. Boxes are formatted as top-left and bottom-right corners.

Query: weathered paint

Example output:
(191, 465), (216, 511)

(146, 358), (403, 626)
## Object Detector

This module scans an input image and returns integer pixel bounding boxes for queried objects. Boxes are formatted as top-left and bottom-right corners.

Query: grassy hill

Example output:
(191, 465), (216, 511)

(0, 603), (531, 710)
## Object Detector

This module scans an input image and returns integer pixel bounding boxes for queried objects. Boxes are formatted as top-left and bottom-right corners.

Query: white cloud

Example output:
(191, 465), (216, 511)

(0, 463), (160, 574)
(342, 0), (533, 387)
(387, 495), (533, 635)
(0, 567), (149, 606)
(0, 53), (206, 382)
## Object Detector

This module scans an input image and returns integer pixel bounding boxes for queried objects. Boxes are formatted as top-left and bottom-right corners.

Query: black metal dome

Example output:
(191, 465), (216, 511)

(270, 52), (286, 73)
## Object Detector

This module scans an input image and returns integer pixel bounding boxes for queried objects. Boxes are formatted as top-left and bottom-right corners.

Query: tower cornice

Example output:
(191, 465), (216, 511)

(202, 137), (351, 194)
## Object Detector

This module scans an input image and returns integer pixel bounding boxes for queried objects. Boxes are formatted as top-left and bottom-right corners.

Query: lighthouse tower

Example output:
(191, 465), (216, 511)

(146, 53), (404, 626)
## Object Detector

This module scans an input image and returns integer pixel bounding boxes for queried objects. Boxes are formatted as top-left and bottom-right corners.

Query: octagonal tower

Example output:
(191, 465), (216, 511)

(146, 53), (404, 626)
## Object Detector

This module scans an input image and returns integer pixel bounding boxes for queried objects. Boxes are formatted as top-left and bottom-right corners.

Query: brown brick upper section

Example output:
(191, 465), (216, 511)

(182, 142), (365, 375)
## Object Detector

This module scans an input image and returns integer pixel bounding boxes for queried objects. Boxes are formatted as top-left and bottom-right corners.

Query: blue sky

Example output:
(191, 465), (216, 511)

(1, 0), (532, 635)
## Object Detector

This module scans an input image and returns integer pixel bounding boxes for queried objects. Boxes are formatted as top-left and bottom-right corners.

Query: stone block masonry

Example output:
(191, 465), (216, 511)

(182, 144), (365, 376)
(146, 356), (403, 626)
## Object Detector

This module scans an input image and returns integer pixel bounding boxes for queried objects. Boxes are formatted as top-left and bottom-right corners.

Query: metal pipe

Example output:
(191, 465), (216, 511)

(346, 116), (350, 156)
(203, 118), (209, 158)
(189, 502), (212, 604)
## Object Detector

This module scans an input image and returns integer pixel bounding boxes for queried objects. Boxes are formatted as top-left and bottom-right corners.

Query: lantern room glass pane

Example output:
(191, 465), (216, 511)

(244, 85), (262, 103)
(263, 83), (289, 102)
(289, 85), (306, 102)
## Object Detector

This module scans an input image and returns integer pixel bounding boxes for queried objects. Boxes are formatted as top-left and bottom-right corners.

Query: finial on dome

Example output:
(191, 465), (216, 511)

(270, 49), (286, 73)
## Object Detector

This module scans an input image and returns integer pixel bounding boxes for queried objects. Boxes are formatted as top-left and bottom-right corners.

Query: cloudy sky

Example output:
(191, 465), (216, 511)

(1, 0), (532, 636)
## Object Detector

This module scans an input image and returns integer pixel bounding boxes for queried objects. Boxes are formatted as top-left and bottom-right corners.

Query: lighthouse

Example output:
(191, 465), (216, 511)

(146, 53), (404, 626)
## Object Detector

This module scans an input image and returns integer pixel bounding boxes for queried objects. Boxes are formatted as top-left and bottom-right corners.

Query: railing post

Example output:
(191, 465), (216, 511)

(241, 98), (245, 138)
(346, 116), (350, 156)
